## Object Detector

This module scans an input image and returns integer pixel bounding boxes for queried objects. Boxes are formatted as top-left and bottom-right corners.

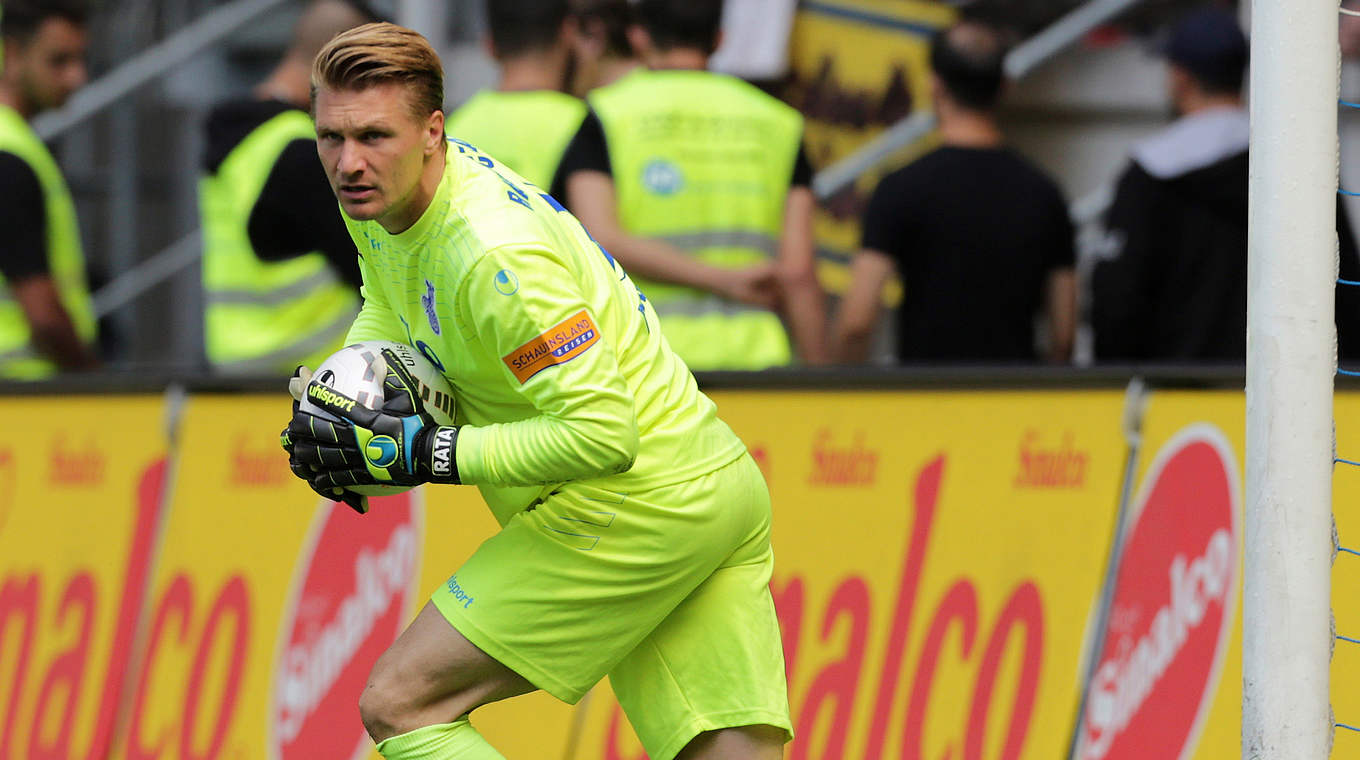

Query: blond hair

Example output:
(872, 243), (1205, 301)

(310, 22), (444, 118)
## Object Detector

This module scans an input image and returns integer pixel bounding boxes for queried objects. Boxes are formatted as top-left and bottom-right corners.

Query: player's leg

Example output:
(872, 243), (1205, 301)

(370, 468), (754, 758)
(676, 725), (787, 760)
(359, 601), (534, 758)
(610, 454), (793, 760)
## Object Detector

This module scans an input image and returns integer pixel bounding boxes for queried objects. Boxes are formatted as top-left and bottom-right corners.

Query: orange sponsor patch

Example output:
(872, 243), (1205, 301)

(503, 310), (601, 383)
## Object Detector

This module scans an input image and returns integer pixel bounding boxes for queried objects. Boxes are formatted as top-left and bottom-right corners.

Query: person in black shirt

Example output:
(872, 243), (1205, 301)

(199, 0), (375, 374)
(0, 0), (100, 376)
(1091, 7), (1360, 361)
(832, 20), (1076, 364)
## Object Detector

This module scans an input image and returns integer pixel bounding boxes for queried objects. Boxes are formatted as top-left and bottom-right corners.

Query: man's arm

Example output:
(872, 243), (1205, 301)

(1045, 268), (1076, 363)
(0, 152), (97, 371)
(1091, 165), (1158, 361)
(453, 246), (640, 487)
(1043, 189), (1078, 364)
(557, 110), (777, 307)
(566, 171), (776, 307)
(833, 167), (909, 364)
(776, 187), (829, 364)
(10, 275), (98, 370)
(831, 249), (895, 363)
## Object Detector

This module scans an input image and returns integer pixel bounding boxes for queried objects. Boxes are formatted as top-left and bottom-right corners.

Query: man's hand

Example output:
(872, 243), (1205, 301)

(284, 349), (461, 497)
(717, 262), (779, 309)
(280, 365), (371, 513)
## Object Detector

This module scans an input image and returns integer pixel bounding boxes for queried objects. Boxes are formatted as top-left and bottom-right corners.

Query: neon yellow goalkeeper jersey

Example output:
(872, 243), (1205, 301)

(342, 138), (748, 525)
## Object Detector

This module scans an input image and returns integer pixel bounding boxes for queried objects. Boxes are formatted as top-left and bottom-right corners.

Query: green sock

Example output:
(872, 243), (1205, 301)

(374, 718), (507, 760)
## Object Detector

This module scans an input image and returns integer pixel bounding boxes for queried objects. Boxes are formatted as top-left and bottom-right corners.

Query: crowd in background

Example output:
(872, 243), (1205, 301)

(0, 0), (1346, 381)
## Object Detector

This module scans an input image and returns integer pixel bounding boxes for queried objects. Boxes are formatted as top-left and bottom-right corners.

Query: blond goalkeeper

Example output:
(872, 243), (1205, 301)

(281, 21), (791, 760)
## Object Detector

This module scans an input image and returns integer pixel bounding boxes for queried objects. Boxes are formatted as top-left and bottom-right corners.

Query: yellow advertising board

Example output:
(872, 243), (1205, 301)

(0, 395), (169, 760)
(567, 389), (1128, 759)
(1071, 392), (1243, 760)
(105, 394), (576, 760)
(1073, 389), (1358, 760)
(10, 385), (1360, 758)
(1334, 392), (1360, 756)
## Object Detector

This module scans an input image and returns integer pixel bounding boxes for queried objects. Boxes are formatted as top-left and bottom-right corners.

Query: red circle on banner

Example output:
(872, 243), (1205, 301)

(1080, 425), (1239, 760)
(271, 493), (421, 760)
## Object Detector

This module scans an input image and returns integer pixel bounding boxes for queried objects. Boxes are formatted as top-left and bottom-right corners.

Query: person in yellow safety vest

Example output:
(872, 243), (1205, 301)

(444, 0), (586, 190)
(199, 0), (377, 375)
(565, 0), (641, 99)
(556, 0), (829, 370)
(0, 0), (98, 380)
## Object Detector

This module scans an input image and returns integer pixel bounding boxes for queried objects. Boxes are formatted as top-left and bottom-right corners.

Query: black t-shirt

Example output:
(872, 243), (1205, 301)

(550, 108), (814, 205)
(861, 146), (1075, 362)
(202, 99), (361, 290)
(0, 150), (51, 282)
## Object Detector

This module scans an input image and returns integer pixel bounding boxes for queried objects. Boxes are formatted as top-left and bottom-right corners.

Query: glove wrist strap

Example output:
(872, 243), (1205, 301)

(415, 425), (461, 484)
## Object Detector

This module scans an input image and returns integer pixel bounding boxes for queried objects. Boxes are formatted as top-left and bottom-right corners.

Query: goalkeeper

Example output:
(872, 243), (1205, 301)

(281, 21), (791, 760)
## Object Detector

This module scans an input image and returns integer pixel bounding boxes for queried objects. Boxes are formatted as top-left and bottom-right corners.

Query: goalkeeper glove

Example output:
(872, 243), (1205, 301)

(280, 365), (371, 514)
(284, 349), (461, 494)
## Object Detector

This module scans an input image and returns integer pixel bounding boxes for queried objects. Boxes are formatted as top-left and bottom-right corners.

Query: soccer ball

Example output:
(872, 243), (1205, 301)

(300, 340), (457, 496)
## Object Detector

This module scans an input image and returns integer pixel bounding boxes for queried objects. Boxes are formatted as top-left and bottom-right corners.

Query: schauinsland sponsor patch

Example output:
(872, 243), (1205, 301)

(502, 310), (600, 384)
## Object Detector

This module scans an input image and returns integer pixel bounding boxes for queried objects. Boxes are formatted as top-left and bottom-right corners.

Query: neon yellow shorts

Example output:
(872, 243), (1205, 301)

(430, 453), (791, 760)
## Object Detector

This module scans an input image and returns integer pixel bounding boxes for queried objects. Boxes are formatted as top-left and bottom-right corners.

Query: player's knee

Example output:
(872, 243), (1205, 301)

(359, 658), (423, 742)
(358, 680), (401, 743)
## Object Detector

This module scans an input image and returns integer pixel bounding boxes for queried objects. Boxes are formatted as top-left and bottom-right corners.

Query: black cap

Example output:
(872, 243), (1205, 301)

(1162, 6), (1248, 93)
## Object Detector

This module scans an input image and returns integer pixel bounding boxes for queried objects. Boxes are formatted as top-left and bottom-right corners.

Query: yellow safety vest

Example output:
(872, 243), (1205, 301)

(445, 89), (587, 189)
(0, 106), (96, 380)
(589, 69), (803, 370)
(200, 109), (358, 375)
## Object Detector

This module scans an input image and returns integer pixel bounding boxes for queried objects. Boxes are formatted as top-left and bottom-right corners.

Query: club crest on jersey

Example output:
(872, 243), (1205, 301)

(422, 279), (441, 335)
(503, 310), (600, 384)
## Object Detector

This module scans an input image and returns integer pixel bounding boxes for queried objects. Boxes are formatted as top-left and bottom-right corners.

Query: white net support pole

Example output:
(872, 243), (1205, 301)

(1244, 0), (1339, 757)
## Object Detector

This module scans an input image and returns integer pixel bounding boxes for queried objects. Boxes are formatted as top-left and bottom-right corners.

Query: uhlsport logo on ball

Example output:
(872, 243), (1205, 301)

(270, 491), (421, 760)
(1077, 424), (1240, 760)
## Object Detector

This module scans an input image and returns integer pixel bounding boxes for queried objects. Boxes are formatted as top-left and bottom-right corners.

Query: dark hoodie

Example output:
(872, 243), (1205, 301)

(202, 98), (361, 289)
(1092, 107), (1360, 361)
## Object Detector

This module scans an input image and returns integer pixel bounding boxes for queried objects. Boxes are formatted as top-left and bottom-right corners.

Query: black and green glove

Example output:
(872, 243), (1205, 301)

(281, 365), (370, 513)
(282, 349), (460, 504)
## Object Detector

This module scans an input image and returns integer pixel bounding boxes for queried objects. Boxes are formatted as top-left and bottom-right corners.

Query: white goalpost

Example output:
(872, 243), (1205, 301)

(1243, 0), (1339, 757)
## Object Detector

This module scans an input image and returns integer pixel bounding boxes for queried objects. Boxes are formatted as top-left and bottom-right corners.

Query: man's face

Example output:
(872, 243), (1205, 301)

(9, 17), (88, 112)
(314, 82), (441, 231)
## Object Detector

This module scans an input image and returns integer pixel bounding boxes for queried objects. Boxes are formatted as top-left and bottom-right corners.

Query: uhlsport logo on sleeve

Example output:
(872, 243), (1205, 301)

(503, 309), (600, 384)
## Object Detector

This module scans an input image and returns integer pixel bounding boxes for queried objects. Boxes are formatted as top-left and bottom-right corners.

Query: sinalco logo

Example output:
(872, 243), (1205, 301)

(642, 159), (683, 195)
(270, 491), (421, 760)
(365, 435), (398, 467)
(1077, 424), (1240, 760)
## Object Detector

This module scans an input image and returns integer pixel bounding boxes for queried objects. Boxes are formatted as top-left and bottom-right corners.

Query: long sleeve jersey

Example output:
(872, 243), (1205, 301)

(342, 138), (747, 525)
